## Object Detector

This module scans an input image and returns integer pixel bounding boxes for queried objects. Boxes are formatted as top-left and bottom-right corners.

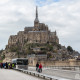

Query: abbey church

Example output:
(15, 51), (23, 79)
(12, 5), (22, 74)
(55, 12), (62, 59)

(7, 7), (59, 48)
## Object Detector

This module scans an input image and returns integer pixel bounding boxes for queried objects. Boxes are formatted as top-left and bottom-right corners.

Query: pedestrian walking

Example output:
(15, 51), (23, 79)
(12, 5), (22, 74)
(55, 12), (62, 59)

(36, 62), (39, 71)
(3, 63), (6, 68)
(0, 63), (1, 68)
(39, 63), (42, 73)
(10, 63), (12, 69)
(1, 63), (3, 68)
(8, 63), (10, 69)
(12, 63), (15, 69)
(5, 62), (8, 69)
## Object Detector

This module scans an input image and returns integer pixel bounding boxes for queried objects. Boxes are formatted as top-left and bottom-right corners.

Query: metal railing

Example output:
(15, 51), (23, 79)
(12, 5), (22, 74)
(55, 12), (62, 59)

(43, 66), (80, 71)
(14, 68), (58, 80)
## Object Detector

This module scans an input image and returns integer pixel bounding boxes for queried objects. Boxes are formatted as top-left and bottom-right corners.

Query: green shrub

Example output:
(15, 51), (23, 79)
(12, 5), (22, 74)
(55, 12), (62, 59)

(67, 46), (73, 52)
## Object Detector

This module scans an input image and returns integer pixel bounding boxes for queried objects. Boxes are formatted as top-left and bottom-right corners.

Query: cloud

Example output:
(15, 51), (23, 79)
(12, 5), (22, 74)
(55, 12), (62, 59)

(0, 0), (10, 4)
(0, 0), (80, 53)
(0, 0), (35, 49)
(38, 0), (80, 52)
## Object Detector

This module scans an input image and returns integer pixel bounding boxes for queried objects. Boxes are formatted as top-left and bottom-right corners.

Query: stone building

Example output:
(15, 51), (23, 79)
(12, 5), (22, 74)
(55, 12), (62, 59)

(6, 6), (59, 48)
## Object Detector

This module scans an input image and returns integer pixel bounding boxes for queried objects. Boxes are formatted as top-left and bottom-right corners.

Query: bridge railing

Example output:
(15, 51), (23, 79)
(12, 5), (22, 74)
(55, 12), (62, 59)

(14, 68), (59, 80)
(43, 66), (80, 71)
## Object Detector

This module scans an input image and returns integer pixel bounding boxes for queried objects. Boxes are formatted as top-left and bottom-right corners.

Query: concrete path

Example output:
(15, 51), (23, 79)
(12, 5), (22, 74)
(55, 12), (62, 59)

(28, 67), (80, 80)
(0, 69), (44, 80)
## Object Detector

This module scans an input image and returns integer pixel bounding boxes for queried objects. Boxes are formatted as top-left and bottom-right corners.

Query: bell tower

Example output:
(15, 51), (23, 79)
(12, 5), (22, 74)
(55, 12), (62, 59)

(34, 6), (39, 28)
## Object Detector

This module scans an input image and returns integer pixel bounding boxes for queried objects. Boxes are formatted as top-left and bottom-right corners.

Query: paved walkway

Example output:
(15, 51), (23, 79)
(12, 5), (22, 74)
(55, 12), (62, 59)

(29, 67), (80, 80)
(0, 69), (44, 80)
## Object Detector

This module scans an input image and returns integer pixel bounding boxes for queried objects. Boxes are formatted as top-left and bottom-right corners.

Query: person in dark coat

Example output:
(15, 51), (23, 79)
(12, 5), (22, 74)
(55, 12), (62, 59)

(36, 62), (39, 71)
(3, 63), (6, 68)
(5, 62), (8, 69)
(0, 63), (1, 68)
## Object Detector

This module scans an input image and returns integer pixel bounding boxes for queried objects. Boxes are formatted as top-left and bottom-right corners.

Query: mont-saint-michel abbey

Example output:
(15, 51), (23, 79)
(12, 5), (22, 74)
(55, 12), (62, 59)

(1, 0), (80, 79)
(2, 6), (80, 67)
(7, 7), (59, 48)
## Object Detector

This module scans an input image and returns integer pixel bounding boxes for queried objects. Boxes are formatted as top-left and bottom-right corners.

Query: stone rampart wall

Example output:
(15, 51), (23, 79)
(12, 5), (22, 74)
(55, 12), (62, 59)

(29, 59), (80, 67)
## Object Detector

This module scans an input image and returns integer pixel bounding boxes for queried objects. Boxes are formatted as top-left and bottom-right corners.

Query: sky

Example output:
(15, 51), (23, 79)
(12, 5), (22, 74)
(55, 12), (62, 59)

(0, 0), (80, 53)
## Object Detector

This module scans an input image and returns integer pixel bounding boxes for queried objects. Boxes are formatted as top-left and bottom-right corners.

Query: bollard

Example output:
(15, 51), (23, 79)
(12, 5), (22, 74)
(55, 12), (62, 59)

(34, 73), (35, 76)
(50, 78), (52, 80)
(38, 74), (39, 77)
(30, 72), (31, 75)
(43, 76), (45, 79)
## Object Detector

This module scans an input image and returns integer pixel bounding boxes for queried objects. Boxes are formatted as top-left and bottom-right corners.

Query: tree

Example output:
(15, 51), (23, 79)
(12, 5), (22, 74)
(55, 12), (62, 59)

(1, 54), (5, 60)
(46, 44), (53, 51)
(57, 44), (61, 49)
(16, 51), (20, 58)
(0, 49), (3, 54)
(9, 45), (19, 52)
(26, 49), (35, 54)
(47, 52), (52, 59)
(67, 46), (73, 52)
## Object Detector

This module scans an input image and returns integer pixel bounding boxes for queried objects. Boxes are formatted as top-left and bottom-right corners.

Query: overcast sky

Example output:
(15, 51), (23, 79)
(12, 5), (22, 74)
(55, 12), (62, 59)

(0, 0), (80, 53)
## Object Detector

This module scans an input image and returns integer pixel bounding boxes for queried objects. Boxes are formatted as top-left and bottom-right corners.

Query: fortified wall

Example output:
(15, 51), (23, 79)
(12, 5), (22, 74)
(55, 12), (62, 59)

(29, 59), (80, 67)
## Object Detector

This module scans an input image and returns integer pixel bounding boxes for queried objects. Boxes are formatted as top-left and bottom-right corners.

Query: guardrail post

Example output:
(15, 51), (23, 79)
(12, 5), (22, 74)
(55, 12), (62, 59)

(30, 72), (31, 75)
(43, 76), (45, 79)
(34, 73), (35, 76)
(38, 74), (39, 77)
(50, 78), (52, 80)
(26, 71), (28, 74)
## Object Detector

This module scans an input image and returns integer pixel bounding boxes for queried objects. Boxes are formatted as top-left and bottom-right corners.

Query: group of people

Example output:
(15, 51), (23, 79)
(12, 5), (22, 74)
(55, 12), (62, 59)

(0, 62), (15, 69)
(36, 62), (42, 73)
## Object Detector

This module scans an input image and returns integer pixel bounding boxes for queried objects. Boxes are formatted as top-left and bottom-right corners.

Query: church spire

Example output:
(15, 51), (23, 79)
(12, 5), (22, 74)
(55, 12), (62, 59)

(34, 6), (39, 22)
(34, 6), (39, 28)
(36, 6), (38, 19)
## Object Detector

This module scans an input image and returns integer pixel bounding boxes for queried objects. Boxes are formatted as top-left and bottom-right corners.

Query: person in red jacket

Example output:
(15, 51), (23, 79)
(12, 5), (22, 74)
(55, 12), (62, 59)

(1, 63), (3, 68)
(39, 63), (42, 73)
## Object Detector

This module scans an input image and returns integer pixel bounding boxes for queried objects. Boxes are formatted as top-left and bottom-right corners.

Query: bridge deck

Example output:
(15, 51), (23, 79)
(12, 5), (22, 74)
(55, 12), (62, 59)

(28, 67), (80, 80)
(0, 69), (44, 80)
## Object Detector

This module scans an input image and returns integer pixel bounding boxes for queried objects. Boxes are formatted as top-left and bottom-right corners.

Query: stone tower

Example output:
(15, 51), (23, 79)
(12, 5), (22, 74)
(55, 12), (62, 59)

(34, 6), (39, 29)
